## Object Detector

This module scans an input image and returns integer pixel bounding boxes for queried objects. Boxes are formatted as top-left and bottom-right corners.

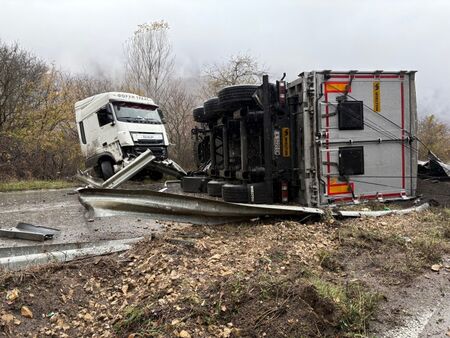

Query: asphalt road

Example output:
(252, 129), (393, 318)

(372, 257), (450, 338)
(0, 188), (161, 248)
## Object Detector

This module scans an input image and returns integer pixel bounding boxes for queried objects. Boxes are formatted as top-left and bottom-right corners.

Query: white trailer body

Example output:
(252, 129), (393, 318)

(75, 92), (170, 179)
(288, 71), (417, 206)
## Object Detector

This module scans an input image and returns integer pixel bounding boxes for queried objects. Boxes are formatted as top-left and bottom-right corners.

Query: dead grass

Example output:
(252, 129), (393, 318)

(317, 249), (344, 272)
(0, 180), (75, 192)
(330, 209), (450, 284)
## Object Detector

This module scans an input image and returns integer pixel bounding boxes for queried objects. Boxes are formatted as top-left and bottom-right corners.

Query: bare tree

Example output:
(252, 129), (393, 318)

(123, 21), (174, 102)
(162, 79), (197, 168)
(123, 22), (200, 167)
(200, 53), (266, 99)
(69, 73), (114, 100)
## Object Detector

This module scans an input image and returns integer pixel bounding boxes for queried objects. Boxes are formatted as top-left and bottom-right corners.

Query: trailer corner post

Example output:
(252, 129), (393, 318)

(262, 75), (274, 202)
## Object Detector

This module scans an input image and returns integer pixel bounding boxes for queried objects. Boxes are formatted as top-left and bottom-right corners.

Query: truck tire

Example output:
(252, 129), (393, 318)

(207, 180), (225, 197)
(218, 85), (259, 112)
(148, 170), (164, 181)
(181, 176), (210, 193)
(203, 97), (223, 121)
(222, 182), (270, 204)
(100, 160), (114, 180)
(193, 106), (207, 123)
(222, 183), (249, 203)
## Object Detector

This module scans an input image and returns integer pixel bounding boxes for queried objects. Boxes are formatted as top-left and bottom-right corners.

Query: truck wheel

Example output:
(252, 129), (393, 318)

(218, 85), (259, 112)
(100, 160), (114, 180)
(193, 106), (207, 123)
(203, 97), (223, 121)
(181, 176), (210, 193)
(222, 182), (270, 203)
(222, 183), (249, 203)
(207, 180), (225, 197)
(148, 170), (164, 181)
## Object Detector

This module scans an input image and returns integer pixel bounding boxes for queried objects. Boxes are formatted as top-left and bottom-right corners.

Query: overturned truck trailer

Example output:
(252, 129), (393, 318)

(187, 71), (418, 206)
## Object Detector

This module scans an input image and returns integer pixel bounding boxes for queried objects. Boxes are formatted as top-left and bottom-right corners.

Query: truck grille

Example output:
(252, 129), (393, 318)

(134, 139), (164, 145)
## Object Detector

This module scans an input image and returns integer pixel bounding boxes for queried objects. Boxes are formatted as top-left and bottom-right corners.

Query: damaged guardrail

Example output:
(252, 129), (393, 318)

(78, 188), (325, 225)
(76, 149), (187, 189)
(0, 238), (142, 271)
(78, 188), (431, 225)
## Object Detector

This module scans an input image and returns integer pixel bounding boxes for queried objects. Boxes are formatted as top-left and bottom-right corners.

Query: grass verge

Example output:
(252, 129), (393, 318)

(0, 180), (75, 192)
(310, 278), (382, 335)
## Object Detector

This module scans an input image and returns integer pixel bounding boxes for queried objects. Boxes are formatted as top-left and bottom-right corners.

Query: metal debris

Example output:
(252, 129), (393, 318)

(335, 203), (430, 218)
(0, 222), (60, 242)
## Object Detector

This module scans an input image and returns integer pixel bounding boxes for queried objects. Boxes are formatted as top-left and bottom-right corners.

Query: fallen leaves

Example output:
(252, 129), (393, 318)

(1, 313), (14, 324)
(83, 313), (94, 322)
(178, 330), (191, 338)
(431, 264), (442, 272)
(5, 288), (20, 303)
(20, 306), (33, 319)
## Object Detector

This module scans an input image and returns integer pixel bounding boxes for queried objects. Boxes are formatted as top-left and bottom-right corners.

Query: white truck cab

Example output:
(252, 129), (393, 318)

(75, 92), (170, 180)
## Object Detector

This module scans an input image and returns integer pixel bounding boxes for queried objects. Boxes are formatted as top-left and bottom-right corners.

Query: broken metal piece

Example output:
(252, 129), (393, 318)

(148, 159), (187, 179)
(16, 222), (60, 235)
(76, 171), (103, 188)
(418, 151), (450, 180)
(335, 202), (430, 218)
(0, 229), (51, 242)
(0, 222), (60, 242)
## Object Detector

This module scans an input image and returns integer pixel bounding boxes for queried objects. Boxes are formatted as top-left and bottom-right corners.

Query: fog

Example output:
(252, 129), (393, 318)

(1, 0), (450, 121)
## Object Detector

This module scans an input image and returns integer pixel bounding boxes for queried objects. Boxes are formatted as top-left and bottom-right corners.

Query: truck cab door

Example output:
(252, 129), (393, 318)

(96, 104), (122, 162)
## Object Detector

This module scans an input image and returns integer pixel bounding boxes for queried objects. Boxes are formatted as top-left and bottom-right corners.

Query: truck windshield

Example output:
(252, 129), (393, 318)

(113, 102), (162, 124)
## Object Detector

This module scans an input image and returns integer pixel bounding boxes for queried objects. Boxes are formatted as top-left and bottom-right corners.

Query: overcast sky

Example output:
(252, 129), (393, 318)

(1, 0), (450, 122)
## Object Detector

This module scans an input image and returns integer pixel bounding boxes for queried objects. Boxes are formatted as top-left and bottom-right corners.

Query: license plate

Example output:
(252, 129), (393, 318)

(134, 133), (162, 140)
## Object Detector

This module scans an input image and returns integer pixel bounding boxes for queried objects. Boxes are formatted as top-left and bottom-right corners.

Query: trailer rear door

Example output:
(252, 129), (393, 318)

(317, 71), (417, 204)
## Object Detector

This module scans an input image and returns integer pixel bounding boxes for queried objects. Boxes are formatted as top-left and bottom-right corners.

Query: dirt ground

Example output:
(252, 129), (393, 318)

(1, 207), (449, 337)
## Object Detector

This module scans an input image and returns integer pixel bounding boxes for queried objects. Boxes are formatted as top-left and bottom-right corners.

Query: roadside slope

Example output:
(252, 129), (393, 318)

(1, 209), (449, 337)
